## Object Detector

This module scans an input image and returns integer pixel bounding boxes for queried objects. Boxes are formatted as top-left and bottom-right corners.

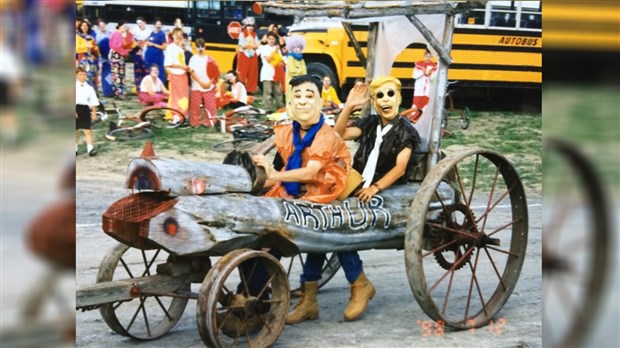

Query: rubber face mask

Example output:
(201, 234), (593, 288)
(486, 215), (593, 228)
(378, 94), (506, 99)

(372, 82), (401, 121)
(290, 81), (322, 126)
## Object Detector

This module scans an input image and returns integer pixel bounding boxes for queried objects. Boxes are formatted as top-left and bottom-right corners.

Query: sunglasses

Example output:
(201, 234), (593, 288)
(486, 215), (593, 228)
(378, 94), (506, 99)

(376, 90), (395, 99)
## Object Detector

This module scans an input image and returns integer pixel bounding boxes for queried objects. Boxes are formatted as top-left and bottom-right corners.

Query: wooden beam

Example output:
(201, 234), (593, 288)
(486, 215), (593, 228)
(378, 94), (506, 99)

(362, 22), (379, 117)
(342, 22), (366, 68)
(428, 13), (456, 169)
(365, 22), (379, 82)
(261, 1), (483, 19)
(407, 15), (453, 65)
(76, 274), (188, 309)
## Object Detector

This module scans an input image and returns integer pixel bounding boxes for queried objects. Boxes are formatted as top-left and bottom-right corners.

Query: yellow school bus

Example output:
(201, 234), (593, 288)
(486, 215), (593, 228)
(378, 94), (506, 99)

(292, 1), (542, 110)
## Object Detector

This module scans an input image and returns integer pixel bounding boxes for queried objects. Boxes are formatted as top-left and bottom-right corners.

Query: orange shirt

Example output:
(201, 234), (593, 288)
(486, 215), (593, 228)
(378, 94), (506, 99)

(265, 123), (351, 204)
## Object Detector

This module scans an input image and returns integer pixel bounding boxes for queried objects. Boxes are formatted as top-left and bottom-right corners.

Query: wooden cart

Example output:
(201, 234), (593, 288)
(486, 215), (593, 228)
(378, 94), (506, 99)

(76, 1), (528, 347)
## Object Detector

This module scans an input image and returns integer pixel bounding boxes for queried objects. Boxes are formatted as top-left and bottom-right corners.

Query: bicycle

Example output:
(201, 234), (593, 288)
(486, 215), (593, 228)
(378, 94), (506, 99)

(105, 105), (187, 141)
(442, 80), (471, 130)
(210, 106), (295, 152)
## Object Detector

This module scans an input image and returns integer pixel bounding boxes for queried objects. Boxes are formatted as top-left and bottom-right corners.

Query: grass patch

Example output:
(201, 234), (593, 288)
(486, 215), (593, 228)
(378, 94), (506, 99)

(442, 112), (542, 195)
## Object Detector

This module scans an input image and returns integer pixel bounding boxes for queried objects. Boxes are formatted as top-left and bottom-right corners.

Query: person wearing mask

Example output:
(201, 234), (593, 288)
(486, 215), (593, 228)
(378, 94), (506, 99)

(219, 75), (351, 334)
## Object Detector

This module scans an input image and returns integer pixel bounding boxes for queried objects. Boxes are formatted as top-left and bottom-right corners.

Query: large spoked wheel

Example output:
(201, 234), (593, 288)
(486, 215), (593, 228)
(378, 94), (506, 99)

(139, 106), (186, 129)
(542, 139), (609, 348)
(405, 148), (528, 329)
(106, 127), (153, 141)
(459, 107), (471, 130)
(197, 249), (289, 347)
(282, 253), (341, 296)
(97, 243), (189, 339)
(211, 138), (261, 153)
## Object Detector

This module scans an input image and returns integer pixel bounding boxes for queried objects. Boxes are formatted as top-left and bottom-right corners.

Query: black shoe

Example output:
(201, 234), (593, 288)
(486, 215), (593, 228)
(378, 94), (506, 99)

(108, 121), (119, 132)
(89, 149), (97, 156)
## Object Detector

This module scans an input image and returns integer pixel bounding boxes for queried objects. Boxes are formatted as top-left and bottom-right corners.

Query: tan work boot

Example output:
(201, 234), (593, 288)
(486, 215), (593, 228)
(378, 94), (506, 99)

(285, 281), (319, 325)
(344, 272), (376, 321)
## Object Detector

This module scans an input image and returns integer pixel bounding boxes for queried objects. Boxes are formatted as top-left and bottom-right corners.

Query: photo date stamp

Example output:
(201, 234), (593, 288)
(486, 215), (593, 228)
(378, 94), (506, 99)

(416, 318), (507, 337)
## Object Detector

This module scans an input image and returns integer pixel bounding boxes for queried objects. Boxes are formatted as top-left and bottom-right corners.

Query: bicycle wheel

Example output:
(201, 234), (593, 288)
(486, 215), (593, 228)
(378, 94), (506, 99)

(459, 107), (471, 129)
(282, 253), (341, 296)
(140, 106), (186, 129)
(211, 138), (260, 153)
(226, 106), (266, 119)
(106, 127), (153, 141)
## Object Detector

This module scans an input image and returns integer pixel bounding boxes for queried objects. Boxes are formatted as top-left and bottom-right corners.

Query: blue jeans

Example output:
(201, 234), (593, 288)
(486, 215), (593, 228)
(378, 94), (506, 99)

(301, 251), (363, 284)
(238, 249), (282, 300)
(239, 250), (363, 299)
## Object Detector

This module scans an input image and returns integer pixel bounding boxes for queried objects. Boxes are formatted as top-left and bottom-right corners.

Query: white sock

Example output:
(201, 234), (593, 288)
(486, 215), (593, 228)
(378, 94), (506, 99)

(76, 144), (79, 152)
(87, 144), (94, 153)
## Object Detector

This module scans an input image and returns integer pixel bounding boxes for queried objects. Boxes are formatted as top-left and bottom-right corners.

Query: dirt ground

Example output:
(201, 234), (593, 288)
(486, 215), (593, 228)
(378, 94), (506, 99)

(75, 132), (542, 347)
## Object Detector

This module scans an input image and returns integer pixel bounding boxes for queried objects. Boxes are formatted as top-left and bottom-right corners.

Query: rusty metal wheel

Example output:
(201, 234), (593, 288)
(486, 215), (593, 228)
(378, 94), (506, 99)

(97, 243), (189, 339)
(197, 249), (289, 347)
(282, 253), (341, 296)
(542, 139), (610, 347)
(405, 148), (528, 329)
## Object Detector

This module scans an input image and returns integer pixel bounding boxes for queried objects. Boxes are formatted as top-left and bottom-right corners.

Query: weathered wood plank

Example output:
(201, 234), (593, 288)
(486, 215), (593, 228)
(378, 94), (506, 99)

(407, 14), (453, 65)
(342, 22), (366, 68)
(76, 274), (187, 308)
(261, 1), (485, 19)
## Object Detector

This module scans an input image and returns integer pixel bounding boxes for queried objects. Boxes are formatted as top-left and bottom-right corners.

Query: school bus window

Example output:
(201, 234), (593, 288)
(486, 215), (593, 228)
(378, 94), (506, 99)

(224, 5), (244, 19)
(521, 13), (541, 29)
(196, 1), (220, 18)
(490, 11), (517, 28)
(458, 9), (485, 25)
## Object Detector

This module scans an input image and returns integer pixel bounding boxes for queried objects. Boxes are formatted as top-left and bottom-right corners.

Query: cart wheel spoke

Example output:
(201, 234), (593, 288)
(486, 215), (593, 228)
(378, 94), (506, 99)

(154, 296), (173, 321)
(197, 249), (289, 347)
(97, 243), (190, 339)
(141, 249), (161, 277)
(126, 297), (145, 333)
(119, 258), (134, 278)
(406, 149), (528, 329)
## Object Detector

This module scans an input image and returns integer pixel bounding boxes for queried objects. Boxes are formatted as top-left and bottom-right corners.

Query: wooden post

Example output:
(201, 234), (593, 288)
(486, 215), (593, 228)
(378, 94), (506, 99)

(427, 13), (455, 169)
(406, 15), (453, 66)
(362, 22), (379, 117)
(342, 22), (366, 68)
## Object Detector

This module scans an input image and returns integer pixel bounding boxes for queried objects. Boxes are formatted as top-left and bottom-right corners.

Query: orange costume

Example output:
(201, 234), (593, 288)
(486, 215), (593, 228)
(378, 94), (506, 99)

(265, 123), (351, 204)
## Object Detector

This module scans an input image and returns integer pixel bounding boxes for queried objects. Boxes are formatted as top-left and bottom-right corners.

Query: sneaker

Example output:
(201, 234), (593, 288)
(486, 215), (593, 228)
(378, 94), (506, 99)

(89, 149), (97, 157)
